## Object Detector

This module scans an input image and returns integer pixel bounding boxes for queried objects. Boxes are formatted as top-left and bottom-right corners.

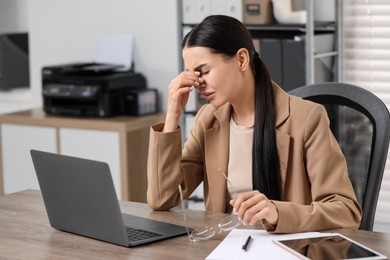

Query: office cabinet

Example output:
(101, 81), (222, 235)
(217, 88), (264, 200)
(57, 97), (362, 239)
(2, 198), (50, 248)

(0, 109), (165, 201)
(1, 124), (57, 194)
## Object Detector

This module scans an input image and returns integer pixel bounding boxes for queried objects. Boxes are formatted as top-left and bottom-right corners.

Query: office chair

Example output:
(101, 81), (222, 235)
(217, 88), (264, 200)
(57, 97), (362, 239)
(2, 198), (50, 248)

(289, 82), (390, 231)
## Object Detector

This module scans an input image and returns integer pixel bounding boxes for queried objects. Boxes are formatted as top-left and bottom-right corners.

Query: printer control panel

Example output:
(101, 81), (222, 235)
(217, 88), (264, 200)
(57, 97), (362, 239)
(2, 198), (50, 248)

(43, 84), (99, 99)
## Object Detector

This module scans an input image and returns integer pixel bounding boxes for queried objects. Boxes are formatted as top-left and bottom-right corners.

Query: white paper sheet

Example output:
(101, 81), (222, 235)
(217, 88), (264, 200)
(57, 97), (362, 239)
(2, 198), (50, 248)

(206, 229), (334, 260)
(95, 34), (133, 70)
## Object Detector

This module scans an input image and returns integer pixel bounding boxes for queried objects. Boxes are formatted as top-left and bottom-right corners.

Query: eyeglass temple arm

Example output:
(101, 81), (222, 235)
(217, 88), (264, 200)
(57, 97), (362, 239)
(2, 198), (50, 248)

(218, 168), (238, 199)
(178, 184), (194, 241)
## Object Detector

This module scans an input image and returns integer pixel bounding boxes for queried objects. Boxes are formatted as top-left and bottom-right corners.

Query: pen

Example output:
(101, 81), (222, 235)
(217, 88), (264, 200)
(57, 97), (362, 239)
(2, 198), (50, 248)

(242, 235), (252, 251)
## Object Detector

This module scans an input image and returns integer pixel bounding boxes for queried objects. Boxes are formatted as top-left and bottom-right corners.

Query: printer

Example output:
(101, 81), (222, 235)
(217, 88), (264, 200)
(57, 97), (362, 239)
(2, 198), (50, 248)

(42, 63), (146, 117)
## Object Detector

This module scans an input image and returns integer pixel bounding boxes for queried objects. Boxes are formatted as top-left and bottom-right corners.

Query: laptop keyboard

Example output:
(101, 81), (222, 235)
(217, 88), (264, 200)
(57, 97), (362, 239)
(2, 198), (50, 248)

(125, 227), (163, 242)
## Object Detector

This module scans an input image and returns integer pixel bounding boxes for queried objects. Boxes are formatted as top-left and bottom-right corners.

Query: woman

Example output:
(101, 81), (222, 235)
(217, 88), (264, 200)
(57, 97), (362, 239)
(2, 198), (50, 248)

(147, 15), (361, 233)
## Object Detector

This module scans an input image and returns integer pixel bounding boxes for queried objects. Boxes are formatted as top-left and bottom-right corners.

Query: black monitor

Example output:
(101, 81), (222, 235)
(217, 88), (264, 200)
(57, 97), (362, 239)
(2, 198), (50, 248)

(0, 32), (29, 91)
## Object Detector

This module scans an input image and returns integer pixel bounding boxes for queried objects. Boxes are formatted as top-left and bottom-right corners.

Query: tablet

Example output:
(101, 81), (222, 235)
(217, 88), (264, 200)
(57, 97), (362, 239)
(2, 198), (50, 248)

(273, 233), (387, 259)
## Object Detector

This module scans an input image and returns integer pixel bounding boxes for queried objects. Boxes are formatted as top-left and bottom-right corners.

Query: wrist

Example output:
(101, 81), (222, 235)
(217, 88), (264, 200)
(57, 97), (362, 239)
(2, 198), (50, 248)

(163, 115), (180, 133)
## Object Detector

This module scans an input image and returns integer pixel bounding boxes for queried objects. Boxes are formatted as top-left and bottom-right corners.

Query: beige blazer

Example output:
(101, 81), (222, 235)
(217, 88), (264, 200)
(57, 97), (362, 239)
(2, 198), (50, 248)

(147, 84), (362, 233)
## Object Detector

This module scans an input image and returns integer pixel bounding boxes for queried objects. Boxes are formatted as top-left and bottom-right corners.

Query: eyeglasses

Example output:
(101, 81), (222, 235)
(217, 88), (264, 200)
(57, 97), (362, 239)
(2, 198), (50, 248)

(178, 168), (242, 242)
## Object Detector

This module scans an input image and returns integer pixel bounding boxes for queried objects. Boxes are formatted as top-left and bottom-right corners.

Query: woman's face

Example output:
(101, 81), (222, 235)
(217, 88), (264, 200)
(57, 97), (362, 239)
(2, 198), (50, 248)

(182, 46), (244, 108)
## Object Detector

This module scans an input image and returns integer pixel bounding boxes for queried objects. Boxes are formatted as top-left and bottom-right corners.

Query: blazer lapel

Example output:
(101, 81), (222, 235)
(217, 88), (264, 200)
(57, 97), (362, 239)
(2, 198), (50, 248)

(204, 105), (231, 212)
(276, 130), (291, 197)
(273, 82), (292, 198)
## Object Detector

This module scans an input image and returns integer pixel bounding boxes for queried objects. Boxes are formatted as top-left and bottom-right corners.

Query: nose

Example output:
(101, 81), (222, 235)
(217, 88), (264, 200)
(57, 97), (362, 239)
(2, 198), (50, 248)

(198, 80), (207, 89)
(195, 83), (207, 93)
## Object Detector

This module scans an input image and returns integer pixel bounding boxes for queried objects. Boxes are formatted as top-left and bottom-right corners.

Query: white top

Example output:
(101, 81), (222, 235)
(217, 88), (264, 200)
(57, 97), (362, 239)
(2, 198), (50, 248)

(227, 117), (253, 200)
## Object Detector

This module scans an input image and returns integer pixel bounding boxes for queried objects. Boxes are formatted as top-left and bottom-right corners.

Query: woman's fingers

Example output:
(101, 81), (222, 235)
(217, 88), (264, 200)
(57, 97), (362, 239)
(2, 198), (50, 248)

(230, 191), (278, 225)
(164, 71), (205, 132)
(168, 71), (204, 108)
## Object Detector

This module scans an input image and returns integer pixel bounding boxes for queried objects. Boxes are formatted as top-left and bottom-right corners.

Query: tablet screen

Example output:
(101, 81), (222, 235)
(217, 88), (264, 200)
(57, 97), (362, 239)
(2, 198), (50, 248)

(274, 234), (387, 259)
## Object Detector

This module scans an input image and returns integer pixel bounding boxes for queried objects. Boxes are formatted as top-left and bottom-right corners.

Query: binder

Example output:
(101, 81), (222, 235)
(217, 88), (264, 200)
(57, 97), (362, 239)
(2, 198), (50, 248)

(212, 0), (227, 15)
(226, 0), (243, 21)
(182, 0), (199, 24)
(259, 38), (283, 87)
(282, 38), (305, 91)
(198, 0), (212, 22)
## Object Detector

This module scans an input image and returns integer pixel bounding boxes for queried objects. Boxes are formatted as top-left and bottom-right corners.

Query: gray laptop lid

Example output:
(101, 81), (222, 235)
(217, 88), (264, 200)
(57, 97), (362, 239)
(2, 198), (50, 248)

(30, 149), (189, 247)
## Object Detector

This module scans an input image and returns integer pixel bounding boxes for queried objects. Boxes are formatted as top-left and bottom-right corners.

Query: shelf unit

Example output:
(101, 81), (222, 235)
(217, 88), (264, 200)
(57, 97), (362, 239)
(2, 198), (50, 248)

(305, 0), (341, 84)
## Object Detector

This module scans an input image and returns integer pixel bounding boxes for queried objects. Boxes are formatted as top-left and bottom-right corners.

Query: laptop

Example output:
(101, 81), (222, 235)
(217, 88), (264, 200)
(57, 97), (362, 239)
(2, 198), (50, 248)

(30, 149), (189, 247)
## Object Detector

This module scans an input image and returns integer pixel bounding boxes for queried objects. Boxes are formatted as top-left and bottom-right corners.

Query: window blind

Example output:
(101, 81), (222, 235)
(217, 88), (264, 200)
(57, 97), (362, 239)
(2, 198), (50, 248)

(342, 0), (390, 232)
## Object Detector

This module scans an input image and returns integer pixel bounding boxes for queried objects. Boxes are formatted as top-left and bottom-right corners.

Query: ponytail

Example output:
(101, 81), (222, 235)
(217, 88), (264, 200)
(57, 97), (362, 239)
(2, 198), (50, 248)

(252, 52), (281, 200)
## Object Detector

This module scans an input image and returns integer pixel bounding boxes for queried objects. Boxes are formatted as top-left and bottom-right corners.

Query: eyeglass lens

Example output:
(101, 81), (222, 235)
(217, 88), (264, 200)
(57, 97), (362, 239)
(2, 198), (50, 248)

(179, 168), (242, 242)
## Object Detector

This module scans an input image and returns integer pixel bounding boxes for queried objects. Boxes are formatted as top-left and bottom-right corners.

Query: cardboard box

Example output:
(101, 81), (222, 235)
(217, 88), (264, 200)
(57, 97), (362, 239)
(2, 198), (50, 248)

(243, 0), (275, 25)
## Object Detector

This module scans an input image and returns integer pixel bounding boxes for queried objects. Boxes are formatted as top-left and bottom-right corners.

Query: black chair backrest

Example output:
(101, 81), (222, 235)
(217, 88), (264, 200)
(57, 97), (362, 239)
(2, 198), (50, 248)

(289, 82), (390, 231)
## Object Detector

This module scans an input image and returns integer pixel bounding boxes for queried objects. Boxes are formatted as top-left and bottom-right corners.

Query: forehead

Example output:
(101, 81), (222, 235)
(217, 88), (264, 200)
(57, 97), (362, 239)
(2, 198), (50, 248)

(182, 46), (219, 71)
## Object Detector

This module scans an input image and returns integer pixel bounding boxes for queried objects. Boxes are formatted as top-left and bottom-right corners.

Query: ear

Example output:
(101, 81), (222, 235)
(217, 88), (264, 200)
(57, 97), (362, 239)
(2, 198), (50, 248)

(236, 48), (250, 71)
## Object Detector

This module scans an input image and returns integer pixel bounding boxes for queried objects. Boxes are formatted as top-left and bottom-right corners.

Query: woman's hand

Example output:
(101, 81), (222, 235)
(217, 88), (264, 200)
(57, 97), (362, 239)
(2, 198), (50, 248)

(230, 190), (279, 226)
(164, 71), (204, 132)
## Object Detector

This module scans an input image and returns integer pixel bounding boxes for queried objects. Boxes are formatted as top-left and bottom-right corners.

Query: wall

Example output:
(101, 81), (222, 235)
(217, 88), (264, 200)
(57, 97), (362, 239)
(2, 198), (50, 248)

(23, 0), (180, 112)
(0, 0), (31, 114)
(0, 0), (28, 32)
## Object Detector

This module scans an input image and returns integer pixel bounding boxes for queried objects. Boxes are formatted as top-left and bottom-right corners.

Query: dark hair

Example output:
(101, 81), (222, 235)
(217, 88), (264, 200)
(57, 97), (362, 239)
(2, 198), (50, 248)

(183, 15), (281, 200)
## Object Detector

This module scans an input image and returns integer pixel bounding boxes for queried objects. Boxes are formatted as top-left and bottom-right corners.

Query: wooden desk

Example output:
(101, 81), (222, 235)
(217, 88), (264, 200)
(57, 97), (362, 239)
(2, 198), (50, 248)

(0, 109), (165, 201)
(0, 190), (389, 259)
